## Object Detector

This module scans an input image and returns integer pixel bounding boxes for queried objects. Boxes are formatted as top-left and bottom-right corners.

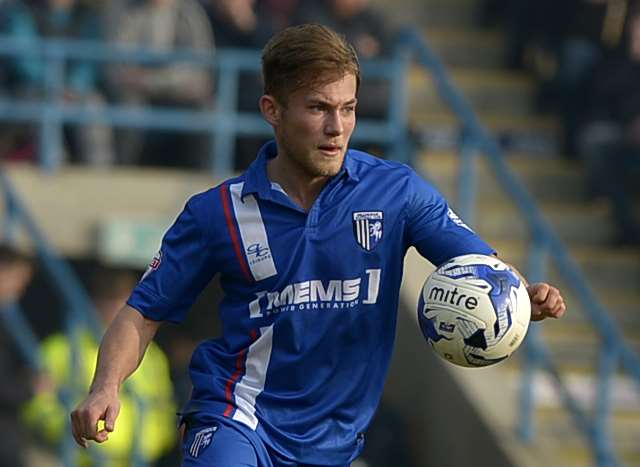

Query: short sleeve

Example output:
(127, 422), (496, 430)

(404, 170), (495, 266)
(127, 196), (217, 323)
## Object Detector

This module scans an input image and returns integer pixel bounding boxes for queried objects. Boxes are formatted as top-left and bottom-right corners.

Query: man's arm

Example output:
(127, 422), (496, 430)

(70, 305), (162, 448)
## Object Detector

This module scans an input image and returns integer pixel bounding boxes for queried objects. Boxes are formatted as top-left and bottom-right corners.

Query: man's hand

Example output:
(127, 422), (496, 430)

(527, 282), (566, 321)
(70, 386), (120, 448)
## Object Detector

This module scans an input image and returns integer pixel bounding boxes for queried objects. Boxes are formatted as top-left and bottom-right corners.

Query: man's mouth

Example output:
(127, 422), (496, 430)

(318, 144), (342, 155)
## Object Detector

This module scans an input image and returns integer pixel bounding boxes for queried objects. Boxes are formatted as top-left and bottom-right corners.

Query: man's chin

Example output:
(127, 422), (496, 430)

(315, 162), (342, 178)
(313, 153), (344, 177)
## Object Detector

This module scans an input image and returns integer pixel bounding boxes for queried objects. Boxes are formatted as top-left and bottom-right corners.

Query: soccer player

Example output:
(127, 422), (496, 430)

(71, 24), (566, 466)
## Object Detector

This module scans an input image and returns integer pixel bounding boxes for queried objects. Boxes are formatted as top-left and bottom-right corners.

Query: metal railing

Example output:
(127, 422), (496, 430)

(0, 35), (412, 466)
(1, 169), (116, 466)
(398, 27), (639, 467)
(0, 37), (411, 173)
(0, 26), (637, 467)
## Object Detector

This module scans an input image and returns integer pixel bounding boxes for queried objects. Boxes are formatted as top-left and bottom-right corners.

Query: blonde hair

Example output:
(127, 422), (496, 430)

(261, 23), (361, 104)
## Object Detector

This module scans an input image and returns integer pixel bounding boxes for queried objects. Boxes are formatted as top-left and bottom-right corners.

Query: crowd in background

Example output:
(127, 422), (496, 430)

(1, 0), (640, 465)
(486, 0), (640, 245)
(0, 2), (409, 466)
(0, 0), (394, 170)
(2, 0), (638, 243)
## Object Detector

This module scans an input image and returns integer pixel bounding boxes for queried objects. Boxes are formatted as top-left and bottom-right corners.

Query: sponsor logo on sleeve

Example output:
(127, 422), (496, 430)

(447, 208), (474, 232)
(140, 250), (162, 282)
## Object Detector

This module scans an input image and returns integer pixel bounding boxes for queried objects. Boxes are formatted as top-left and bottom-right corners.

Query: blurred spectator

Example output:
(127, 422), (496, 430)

(198, 0), (286, 170)
(0, 244), (38, 467)
(200, 0), (274, 48)
(258, 0), (300, 33)
(496, 0), (619, 157)
(294, 0), (394, 119)
(108, 0), (214, 168)
(0, 0), (115, 165)
(578, 6), (640, 245)
(22, 267), (177, 466)
(497, 1), (624, 153)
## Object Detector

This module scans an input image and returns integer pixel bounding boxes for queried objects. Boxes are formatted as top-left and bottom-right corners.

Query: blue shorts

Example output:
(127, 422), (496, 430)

(181, 416), (350, 467)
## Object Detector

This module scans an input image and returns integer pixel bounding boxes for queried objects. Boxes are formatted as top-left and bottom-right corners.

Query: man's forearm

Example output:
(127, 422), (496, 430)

(90, 305), (161, 393)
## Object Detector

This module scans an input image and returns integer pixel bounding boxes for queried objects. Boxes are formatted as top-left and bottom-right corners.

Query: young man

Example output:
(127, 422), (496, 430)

(71, 24), (565, 466)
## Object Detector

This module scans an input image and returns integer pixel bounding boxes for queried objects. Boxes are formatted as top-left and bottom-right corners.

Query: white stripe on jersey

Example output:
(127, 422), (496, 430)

(232, 325), (274, 430)
(229, 182), (278, 281)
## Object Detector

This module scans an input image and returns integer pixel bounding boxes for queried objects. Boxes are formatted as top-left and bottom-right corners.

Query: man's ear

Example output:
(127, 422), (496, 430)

(259, 94), (281, 126)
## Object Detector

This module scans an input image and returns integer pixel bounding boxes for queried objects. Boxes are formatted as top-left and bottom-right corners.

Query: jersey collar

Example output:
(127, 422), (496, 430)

(241, 140), (360, 199)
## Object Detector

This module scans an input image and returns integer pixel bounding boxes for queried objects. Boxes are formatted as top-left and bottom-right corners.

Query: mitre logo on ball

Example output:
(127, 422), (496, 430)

(417, 254), (531, 368)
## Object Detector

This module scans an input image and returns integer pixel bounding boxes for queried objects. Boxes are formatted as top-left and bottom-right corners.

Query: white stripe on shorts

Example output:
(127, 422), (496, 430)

(232, 325), (274, 430)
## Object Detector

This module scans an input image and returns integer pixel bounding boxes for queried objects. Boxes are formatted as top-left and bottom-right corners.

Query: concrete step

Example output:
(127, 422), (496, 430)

(425, 28), (507, 69)
(410, 66), (535, 116)
(468, 200), (616, 246)
(537, 323), (640, 372)
(411, 111), (561, 156)
(421, 187), (615, 244)
(567, 291), (640, 329)
(534, 405), (640, 460)
(458, 361), (640, 466)
(485, 239), (640, 292)
(408, 213), (640, 466)
(532, 427), (640, 467)
(483, 238), (640, 373)
(540, 280), (638, 326)
(416, 151), (588, 203)
(432, 319), (640, 467)
(2, 164), (220, 257)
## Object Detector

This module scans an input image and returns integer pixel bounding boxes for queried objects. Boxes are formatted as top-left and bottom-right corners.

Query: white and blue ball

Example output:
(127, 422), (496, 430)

(418, 254), (531, 368)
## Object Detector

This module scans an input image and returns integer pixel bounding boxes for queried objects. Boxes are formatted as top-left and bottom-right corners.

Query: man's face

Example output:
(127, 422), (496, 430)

(274, 73), (357, 178)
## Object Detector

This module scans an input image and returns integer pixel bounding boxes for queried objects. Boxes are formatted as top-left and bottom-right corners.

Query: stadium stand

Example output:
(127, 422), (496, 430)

(0, 0), (638, 466)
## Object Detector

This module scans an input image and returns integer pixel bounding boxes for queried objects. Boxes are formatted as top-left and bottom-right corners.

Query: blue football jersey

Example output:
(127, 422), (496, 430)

(128, 141), (495, 465)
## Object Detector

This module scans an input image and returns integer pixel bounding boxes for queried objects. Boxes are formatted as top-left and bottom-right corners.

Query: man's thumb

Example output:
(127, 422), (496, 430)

(105, 404), (120, 432)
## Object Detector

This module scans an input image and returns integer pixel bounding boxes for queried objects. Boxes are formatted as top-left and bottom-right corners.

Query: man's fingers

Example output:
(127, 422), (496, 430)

(530, 283), (550, 303)
(95, 429), (110, 443)
(544, 292), (561, 311)
(543, 287), (563, 314)
(70, 411), (89, 448)
(105, 404), (120, 432)
(81, 408), (100, 442)
(529, 283), (566, 321)
(549, 297), (566, 317)
(70, 389), (121, 448)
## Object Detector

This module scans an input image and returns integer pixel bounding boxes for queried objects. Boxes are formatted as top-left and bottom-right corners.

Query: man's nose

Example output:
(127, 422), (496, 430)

(324, 110), (344, 136)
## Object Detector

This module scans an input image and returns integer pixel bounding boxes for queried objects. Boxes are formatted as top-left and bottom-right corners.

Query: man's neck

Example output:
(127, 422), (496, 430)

(267, 155), (330, 212)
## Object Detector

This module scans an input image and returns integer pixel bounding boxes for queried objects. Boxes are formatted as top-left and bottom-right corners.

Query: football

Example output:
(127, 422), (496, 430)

(417, 254), (531, 368)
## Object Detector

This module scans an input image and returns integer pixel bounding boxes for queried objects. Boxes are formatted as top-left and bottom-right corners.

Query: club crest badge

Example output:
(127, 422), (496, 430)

(353, 211), (383, 251)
